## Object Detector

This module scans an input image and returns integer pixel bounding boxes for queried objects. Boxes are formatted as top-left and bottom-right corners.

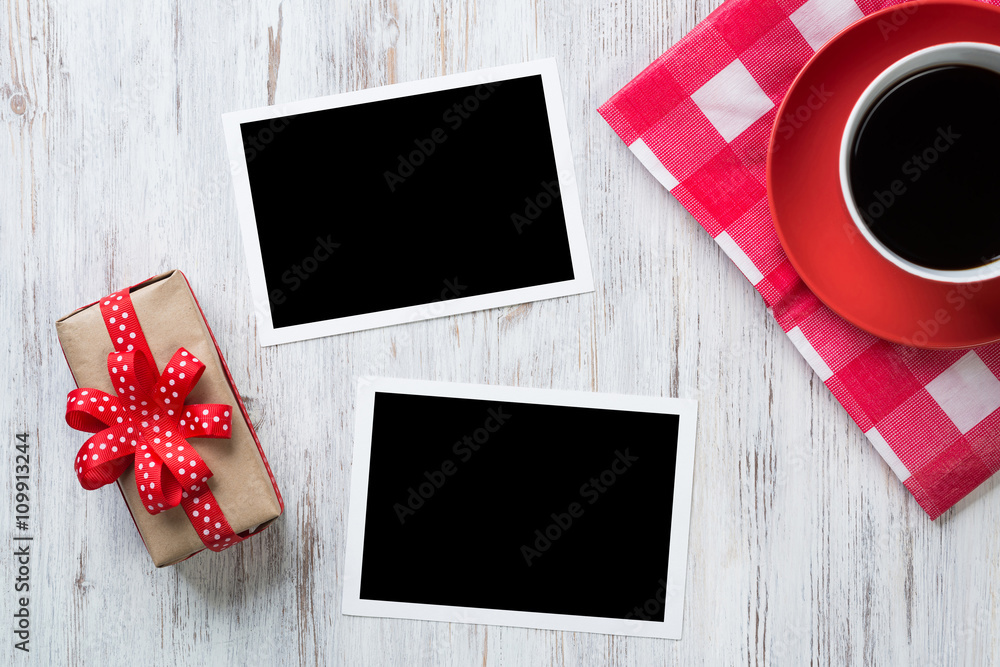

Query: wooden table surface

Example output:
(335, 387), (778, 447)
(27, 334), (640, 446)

(4, 0), (999, 665)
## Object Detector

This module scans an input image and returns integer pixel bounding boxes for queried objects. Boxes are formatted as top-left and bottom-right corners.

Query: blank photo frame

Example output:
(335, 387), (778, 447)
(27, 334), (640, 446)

(223, 60), (593, 345)
(344, 378), (698, 639)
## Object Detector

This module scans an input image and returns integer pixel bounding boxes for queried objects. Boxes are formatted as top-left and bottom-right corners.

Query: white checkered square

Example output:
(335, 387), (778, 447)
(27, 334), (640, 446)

(786, 326), (833, 381)
(790, 0), (864, 51)
(629, 138), (679, 190)
(865, 427), (910, 480)
(925, 352), (1000, 434)
(714, 231), (764, 285)
(690, 60), (774, 143)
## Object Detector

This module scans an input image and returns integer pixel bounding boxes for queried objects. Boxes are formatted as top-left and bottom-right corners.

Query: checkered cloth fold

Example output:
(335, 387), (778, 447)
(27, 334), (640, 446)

(600, 0), (1000, 518)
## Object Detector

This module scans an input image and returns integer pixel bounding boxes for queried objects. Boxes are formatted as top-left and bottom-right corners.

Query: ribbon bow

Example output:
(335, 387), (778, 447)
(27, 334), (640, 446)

(64, 287), (244, 552)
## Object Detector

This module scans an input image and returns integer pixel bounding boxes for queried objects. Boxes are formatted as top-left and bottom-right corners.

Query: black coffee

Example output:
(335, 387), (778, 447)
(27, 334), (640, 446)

(849, 64), (1000, 271)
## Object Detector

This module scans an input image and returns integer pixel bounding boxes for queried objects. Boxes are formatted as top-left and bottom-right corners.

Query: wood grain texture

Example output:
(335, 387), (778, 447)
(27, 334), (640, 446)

(3, 0), (1000, 664)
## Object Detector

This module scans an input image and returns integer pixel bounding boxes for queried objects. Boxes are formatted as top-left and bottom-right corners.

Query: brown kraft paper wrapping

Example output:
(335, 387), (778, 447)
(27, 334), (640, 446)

(56, 270), (282, 567)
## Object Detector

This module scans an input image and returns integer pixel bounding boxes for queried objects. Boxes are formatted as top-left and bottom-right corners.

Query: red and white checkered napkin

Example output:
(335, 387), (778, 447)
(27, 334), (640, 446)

(600, 0), (1000, 519)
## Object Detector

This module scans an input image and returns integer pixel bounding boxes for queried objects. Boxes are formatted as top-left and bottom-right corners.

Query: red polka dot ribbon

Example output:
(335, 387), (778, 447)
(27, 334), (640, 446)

(64, 287), (245, 553)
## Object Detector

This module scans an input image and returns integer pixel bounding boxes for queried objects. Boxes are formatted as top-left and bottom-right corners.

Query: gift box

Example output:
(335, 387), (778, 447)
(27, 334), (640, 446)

(56, 270), (283, 566)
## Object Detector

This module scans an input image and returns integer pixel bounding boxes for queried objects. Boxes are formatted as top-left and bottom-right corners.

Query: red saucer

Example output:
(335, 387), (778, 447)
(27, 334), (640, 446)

(767, 0), (1000, 349)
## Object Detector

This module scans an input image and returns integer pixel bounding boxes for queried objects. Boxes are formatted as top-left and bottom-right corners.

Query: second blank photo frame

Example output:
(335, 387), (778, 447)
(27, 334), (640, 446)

(343, 378), (698, 639)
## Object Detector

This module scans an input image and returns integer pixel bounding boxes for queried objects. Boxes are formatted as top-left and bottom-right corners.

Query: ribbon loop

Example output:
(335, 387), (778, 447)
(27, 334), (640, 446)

(74, 425), (136, 490)
(152, 349), (205, 404)
(143, 424), (212, 494)
(135, 436), (182, 515)
(180, 405), (232, 438)
(65, 388), (122, 433)
(106, 349), (158, 413)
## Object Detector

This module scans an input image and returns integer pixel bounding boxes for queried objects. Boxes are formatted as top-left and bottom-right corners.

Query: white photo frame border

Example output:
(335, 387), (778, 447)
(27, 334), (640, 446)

(222, 59), (594, 346)
(343, 377), (698, 640)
